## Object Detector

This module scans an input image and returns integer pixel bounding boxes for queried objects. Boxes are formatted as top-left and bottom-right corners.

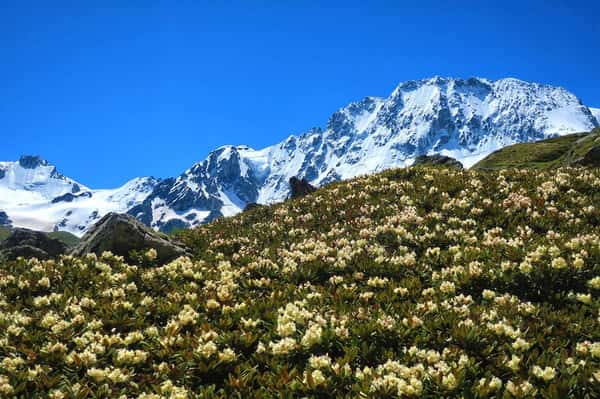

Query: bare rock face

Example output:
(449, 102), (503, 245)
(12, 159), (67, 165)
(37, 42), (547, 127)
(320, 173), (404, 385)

(412, 154), (463, 169)
(70, 213), (188, 263)
(0, 228), (67, 260)
(289, 177), (317, 199)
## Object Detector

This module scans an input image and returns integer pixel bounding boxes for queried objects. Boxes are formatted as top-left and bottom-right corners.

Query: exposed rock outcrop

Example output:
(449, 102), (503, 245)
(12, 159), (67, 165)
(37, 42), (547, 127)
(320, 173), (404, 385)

(71, 213), (188, 263)
(573, 146), (600, 167)
(289, 177), (316, 199)
(51, 191), (93, 204)
(18, 155), (48, 169)
(412, 154), (463, 169)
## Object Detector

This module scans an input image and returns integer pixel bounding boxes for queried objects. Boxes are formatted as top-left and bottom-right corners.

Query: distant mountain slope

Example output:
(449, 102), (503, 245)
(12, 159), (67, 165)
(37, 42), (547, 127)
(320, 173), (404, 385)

(591, 107), (600, 124)
(131, 77), (599, 231)
(473, 127), (600, 169)
(0, 156), (159, 236)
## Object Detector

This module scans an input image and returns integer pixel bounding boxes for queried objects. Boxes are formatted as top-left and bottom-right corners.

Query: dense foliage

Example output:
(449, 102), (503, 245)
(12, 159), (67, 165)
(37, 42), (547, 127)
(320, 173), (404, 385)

(1, 166), (600, 398)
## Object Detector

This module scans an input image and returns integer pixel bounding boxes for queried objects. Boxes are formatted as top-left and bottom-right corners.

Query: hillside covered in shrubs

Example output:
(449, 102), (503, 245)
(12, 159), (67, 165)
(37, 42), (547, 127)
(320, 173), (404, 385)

(1, 166), (600, 398)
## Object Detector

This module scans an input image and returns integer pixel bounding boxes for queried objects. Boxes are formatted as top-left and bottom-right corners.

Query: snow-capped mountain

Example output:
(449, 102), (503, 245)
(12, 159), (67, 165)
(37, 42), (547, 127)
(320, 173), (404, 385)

(0, 156), (159, 236)
(591, 107), (600, 124)
(130, 77), (598, 232)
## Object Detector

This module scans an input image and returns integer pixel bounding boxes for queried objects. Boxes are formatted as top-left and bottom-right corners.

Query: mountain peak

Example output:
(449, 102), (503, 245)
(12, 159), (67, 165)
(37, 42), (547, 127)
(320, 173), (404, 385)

(19, 155), (49, 169)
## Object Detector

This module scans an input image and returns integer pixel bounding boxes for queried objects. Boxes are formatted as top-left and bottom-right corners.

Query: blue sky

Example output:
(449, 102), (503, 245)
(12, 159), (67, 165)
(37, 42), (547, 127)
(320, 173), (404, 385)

(1, 0), (599, 187)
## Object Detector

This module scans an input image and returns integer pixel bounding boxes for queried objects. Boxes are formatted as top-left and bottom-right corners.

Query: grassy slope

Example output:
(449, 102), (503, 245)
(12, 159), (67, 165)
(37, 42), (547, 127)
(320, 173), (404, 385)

(0, 226), (9, 241)
(473, 128), (600, 170)
(0, 227), (79, 247)
(1, 167), (600, 397)
(46, 230), (80, 247)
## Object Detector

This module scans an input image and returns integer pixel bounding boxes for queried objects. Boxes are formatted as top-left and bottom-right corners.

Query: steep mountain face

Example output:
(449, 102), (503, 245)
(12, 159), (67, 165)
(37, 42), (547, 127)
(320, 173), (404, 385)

(131, 77), (599, 232)
(0, 156), (158, 236)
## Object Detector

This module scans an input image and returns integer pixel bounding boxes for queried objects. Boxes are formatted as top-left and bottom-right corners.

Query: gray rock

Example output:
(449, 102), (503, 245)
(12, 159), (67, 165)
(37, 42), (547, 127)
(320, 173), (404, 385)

(0, 168), (5, 179)
(573, 146), (600, 167)
(412, 154), (463, 169)
(289, 177), (317, 199)
(0, 228), (68, 260)
(71, 213), (188, 263)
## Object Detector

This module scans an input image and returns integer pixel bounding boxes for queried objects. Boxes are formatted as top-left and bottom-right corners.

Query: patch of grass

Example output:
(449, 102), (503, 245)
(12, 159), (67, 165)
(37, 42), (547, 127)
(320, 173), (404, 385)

(0, 226), (10, 242)
(47, 230), (80, 247)
(473, 132), (589, 169)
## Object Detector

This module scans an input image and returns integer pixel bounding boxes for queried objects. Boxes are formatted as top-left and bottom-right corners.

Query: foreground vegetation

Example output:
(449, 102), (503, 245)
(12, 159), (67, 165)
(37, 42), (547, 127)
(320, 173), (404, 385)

(1, 166), (600, 398)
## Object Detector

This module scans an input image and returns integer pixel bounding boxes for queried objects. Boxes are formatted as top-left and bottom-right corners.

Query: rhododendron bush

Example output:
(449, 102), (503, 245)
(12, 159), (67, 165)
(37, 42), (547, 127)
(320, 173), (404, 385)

(1, 167), (599, 398)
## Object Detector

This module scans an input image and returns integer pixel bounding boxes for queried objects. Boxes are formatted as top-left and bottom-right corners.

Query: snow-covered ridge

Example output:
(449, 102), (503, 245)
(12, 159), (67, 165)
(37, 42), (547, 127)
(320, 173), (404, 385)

(0, 156), (159, 236)
(131, 77), (599, 232)
(591, 107), (600, 124)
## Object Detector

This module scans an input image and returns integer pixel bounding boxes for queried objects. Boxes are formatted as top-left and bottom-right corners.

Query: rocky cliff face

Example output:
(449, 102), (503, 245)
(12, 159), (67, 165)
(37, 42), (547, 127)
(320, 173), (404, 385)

(131, 77), (598, 231)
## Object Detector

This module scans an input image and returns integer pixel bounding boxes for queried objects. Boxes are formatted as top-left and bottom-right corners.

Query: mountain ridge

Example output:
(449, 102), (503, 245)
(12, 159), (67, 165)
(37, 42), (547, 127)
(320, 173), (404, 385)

(1, 77), (598, 233)
(130, 76), (598, 231)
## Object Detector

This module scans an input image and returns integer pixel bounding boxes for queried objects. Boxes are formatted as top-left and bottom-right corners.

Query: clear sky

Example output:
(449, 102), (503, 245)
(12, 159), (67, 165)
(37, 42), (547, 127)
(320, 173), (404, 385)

(1, 0), (599, 187)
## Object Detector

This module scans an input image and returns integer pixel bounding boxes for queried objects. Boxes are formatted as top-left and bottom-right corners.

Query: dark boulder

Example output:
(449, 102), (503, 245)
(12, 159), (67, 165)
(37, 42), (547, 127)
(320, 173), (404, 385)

(0, 228), (68, 260)
(70, 213), (188, 263)
(412, 154), (463, 169)
(243, 203), (263, 212)
(0, 168), (5, 180)
(289, 177), (316, 199)
(573, 146), (600, 167)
